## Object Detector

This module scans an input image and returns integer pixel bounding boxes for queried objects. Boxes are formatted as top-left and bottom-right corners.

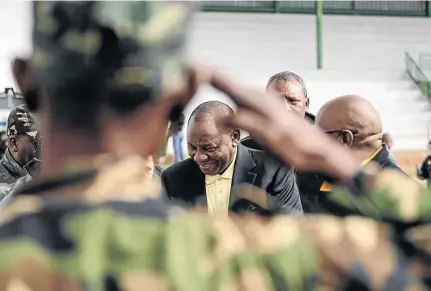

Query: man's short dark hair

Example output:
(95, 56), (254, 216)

(189, 101), (234, 122)
(189, 101), (235, 132)
(266, 71), (308, 99)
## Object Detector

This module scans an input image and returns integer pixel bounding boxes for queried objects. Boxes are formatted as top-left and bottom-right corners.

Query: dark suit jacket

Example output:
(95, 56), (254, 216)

(161, 144), (302, 214)
(304, 144), (409, 214)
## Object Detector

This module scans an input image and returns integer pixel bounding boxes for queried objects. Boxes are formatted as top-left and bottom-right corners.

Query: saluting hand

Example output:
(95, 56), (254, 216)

(205, 69), (359, 182)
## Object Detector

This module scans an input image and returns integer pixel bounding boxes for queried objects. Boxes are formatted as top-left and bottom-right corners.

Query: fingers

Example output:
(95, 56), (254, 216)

(210, 71), (262, 108)
(230, 109), (269, 142)
(210, 70), (285, 119)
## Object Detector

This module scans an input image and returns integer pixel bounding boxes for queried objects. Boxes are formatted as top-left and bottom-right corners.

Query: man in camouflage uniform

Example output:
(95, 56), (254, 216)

(0, 1), (428, 290)
(0, 104), (39, 184)
(0, 105), (40, 200)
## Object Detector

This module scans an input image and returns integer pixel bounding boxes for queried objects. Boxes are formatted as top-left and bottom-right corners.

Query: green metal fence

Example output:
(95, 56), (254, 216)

(200, 1), (431, 17)
(406, 53), (431, 100)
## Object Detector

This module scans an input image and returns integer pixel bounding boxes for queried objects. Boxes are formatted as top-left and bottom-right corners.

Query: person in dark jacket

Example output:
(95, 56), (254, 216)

(241, 71), (319, 212)
(163, 101), (302, 215)
(417, 141), (431, 187)
(0, 104), (39, 185)
(313, 95), (408, 213)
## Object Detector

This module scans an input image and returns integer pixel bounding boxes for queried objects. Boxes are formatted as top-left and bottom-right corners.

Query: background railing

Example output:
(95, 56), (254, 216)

(406, 53), (431, 100)
(200, 1), (431, 17)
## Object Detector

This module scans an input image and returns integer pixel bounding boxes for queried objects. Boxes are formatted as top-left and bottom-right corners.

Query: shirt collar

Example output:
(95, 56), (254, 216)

(320, 146), (384, 192)
(1, 148), (27, 177)
(360, 146), (383, 167)
(205, 149), (237, 184)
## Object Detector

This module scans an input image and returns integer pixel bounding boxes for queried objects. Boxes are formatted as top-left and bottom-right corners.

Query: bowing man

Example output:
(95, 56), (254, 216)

(162, 101), (302, 215)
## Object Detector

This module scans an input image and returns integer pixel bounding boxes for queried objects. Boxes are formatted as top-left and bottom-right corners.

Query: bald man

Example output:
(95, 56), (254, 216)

(162, 101), (302, 215)
(316, 95), (401, 170)
(309, 95), (406, 213)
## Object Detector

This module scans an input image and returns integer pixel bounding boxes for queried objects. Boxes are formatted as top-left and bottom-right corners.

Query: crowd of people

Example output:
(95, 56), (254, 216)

(0, 1), (430, 290)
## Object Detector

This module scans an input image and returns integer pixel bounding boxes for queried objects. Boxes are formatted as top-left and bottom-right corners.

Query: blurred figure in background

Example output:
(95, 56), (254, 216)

(417, 140), (431, 186)
(171, 113), (185, 162)
(0, 130), (7, 157)
(382, 132), (397, 163)
(0, 104), (39, 184)
(382, 132), (393, 150)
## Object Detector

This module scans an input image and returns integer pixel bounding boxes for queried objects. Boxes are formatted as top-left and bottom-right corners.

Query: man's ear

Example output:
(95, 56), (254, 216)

(342, 131), (354, 147)
(305, 97), (310, 110)
(8, 136), (18, 152)
(12, 58), (40, 111)
(232, 128), (240, 146)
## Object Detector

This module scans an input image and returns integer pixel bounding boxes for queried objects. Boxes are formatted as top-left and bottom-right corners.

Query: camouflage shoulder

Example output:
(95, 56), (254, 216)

(404, 224), (431, 287)
(327, 162), (431, 223)
(303, 215), (425, 290)
(166, 213), (425, 290)
(164, 212), (319, 290)
(0, 200), (174, 290)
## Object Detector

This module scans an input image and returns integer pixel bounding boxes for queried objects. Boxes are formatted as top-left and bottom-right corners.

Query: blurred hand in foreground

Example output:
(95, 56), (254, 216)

(201, 68), (361, 182)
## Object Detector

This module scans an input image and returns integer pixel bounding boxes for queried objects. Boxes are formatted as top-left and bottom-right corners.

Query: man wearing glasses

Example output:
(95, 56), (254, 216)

(0, 104), (39, 186)
(313, 95), (406, 213)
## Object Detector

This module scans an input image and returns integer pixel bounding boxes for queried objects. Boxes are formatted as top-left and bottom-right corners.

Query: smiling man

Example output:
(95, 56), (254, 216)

(161, 101), (302, 215)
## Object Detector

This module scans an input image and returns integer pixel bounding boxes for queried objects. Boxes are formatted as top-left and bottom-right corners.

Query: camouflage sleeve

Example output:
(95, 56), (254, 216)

(326, 162), (431, 224)
(162, 213), (425, 290)
(0, 199), (425, 290)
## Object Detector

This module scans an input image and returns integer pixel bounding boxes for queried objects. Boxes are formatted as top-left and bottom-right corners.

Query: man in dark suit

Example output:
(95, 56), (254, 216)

(314, 94), (408, 214)
(241, 71), (319, 212)
(162, 101), (302, 215)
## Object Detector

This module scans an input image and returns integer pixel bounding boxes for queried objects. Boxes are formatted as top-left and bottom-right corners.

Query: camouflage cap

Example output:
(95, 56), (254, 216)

(30, 1), (193, 103)
(7, 104), (39, 137)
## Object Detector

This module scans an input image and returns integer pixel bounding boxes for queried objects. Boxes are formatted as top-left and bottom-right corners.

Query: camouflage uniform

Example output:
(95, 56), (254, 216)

(0, 1), (427, 290)
(0, 105), (39, 199)
(0, 169), (426, 291)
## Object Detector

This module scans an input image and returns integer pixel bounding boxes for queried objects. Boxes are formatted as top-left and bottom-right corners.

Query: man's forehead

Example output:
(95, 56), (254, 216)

(267, 80), (304, 96)
(188, 116), (219, 132)
(187, 119), (226, 142)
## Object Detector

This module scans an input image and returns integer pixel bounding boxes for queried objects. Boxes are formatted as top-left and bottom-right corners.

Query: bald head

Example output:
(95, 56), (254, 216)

(316, 95), (382, 149)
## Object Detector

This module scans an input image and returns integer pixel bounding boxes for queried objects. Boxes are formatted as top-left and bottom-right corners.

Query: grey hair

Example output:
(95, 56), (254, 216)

(266, 71), (308, 99)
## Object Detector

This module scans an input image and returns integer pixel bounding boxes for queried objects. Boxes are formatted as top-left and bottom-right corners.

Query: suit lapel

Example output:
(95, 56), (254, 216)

(187, 162), (207, 207)
(230, 144), (257, 208)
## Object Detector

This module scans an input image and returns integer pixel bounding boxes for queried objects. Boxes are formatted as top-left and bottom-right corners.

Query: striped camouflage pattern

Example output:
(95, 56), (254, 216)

(327, 162), (431, 223)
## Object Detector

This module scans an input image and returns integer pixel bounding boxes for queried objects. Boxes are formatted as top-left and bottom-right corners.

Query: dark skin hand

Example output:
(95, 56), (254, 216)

(14, 57), (359, 182)
(204, 69), (361, 182)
